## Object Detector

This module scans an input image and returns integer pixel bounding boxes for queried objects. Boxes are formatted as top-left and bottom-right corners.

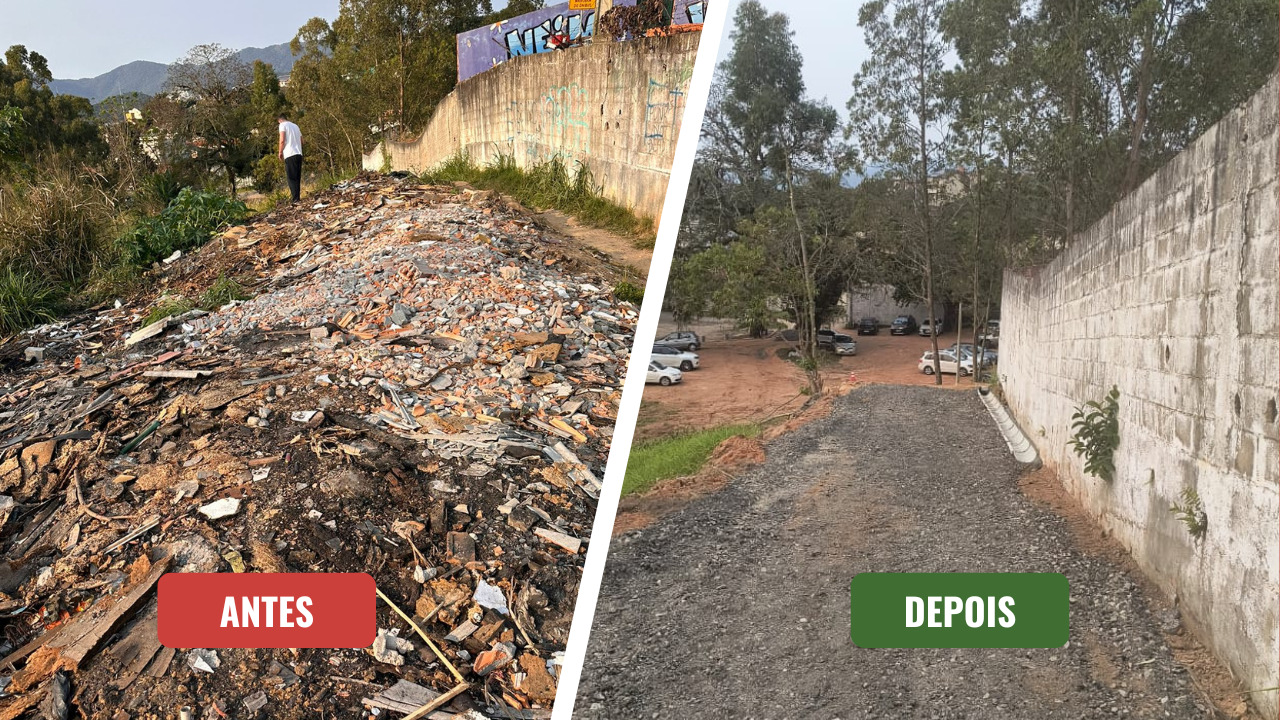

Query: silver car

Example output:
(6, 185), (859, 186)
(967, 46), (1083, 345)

(658, 331), (701, 351)
(832, 334), (858, 356)
(651, 344), (700, 371)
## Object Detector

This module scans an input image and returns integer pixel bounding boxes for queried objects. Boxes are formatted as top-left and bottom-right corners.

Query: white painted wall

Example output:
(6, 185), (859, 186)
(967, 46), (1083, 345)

(1001, 76), (1279, 717)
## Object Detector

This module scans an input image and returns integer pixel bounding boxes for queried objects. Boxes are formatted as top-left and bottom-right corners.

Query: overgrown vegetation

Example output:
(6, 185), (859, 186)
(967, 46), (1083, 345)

(614, 281), (645, 304)
(1069, 386), (1121, 482)
(1170, 487), (1208, 540)
(116, 188), (247, 267)
(0, 267), (58, 334)
(199, 275), (249, 309)
(623, 424), (760, 496)
(421, 153), (655, 242)
(142, 294), (195, 326)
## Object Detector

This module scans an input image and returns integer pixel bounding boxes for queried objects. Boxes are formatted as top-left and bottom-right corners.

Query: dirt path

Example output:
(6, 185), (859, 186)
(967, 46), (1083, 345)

(577, 386), (1225, 719)
(534, 209), (653, 278)
(637, 335), (980, 441)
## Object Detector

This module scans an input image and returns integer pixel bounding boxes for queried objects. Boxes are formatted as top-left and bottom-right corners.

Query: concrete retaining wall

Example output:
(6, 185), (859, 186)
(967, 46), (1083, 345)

(364, 32), (700, 221)
(1000, 76), (1279, 716)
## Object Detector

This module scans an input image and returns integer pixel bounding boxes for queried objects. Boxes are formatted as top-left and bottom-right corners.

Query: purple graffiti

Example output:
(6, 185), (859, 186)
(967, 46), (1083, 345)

(457, 1), (637, 83)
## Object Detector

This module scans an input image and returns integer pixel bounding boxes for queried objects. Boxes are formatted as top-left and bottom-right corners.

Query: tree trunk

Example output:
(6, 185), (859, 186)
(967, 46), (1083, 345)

(1123, 8), (1158, 195)
(786, 152), (822, 397)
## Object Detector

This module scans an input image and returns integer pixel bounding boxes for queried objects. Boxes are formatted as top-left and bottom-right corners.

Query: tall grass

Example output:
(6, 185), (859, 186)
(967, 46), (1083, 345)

(0, 167), (116, 288)
(420, 151), (655, 241)
(623, 424), (761, 496)
(0, 267), (59, 335)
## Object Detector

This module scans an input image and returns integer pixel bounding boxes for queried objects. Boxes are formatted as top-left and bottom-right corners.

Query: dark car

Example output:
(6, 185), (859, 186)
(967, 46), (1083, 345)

(890, 315), (919, 335)
(659, 331), (701, 351)
(857, 318), (879, 335)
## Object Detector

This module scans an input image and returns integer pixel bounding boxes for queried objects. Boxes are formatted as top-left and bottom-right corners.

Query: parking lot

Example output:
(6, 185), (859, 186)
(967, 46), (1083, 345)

(639, 327), (988, 441)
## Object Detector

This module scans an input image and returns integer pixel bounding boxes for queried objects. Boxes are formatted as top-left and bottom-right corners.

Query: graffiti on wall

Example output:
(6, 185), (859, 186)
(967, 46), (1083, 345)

(673, 0), (706, 23)
(641, 61), (694, 156)
(457, 1), (639, 83)
(504, 85), (592, 166)
(457, 1), (708, 82)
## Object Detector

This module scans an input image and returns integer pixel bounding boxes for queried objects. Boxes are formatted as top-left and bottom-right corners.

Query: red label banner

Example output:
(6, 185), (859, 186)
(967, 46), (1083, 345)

(158, 573), (376, 648)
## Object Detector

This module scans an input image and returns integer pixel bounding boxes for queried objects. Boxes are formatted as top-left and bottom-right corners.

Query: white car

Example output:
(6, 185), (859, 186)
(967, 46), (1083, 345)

(646, 362), (682, 386)
(651, 344), (700, 371)
(919, 318), (944, 336)
(832, 334), (858, 356)
(918, 349), (974, 376)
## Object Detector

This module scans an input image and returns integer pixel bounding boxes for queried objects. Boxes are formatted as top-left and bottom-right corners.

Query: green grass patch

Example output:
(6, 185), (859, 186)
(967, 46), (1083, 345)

(0, 267), (60, 335)
(623, 423), (761, 497)
(420, 152), (655, 241)
(143, 295), (195, 326)
(200, 275), (249, 309)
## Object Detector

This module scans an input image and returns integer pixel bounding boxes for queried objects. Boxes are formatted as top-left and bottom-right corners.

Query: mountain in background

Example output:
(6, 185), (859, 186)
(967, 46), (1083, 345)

(49, 42), (296, 104)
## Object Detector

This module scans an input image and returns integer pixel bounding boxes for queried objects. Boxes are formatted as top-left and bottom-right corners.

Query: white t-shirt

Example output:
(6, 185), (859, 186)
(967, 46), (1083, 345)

(279, 121), (302, 159)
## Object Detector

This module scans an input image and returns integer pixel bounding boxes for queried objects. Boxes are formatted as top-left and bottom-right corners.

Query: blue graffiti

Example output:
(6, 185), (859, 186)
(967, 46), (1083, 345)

(682, 1), (705, 23)
(505, 12), (596, 58)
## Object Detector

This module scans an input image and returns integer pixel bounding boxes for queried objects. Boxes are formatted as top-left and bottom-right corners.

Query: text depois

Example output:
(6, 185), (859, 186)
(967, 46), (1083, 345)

(906, 595), (1015, 628)
(221, 596), (314, 628)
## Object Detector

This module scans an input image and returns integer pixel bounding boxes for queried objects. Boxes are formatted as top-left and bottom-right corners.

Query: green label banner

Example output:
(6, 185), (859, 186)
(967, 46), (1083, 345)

(850, 573), (1069, 648)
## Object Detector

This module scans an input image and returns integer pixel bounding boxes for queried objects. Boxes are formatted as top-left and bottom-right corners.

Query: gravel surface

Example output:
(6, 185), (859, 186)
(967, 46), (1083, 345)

(576, 385), (1214, 719)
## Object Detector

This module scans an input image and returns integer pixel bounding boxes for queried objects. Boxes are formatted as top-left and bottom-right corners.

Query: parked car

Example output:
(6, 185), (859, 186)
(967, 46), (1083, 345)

(817, 328), (837, 347)
(659, 331), (701, 351)
(651, 344), (700, 371)
(832, 334), (858, 356)
(919, 318), (944, 336)
(979, 319), (1000, 345)
(948, 343), (998, 365)
(857, 318), (880, 335)
(890, 315), (918, 335)
(646, 361), (682, 386)
(918, 349), (974, 376)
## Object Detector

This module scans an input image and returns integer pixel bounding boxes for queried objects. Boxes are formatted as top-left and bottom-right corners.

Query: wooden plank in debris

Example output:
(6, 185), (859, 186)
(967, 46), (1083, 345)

(362, 679), (441, 714)
(142, 370), (214, 380)
(143, 646), (175, 678)
(107, 600), (162, 690)
(0, 553), (170, 683)
(123, 319), (170, 347)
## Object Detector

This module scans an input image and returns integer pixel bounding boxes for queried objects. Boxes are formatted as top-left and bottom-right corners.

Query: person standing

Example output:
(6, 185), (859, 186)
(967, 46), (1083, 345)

(277, 114), (303, 203)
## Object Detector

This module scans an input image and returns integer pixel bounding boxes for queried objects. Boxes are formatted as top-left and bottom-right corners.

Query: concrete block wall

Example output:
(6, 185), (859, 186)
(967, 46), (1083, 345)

(1001, 75), (1279, 716)
(364, 32), (700, 221)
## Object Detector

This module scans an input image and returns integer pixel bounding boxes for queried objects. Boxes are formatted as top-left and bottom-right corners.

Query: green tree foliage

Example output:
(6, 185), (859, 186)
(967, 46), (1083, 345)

(286, 0), (542, 173)
(156, 44), (258, 198)
(0, 46), (102, 161)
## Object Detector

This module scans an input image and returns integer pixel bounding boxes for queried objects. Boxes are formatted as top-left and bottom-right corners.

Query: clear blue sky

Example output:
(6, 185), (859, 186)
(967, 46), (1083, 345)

(0, 0), (342, 78)
(713, 0), (869, 120)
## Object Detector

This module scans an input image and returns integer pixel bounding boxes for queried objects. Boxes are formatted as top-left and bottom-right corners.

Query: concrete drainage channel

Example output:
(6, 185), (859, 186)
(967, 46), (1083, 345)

(977, 387), (1040, 466)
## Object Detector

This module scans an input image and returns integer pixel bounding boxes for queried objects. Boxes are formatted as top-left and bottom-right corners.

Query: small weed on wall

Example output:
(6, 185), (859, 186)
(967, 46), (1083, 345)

(1069, 386), (1120, 482)
(1170, 487), (1208, 541)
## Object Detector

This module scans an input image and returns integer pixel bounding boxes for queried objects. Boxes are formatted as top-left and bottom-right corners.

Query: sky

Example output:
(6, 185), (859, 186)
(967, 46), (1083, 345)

(0, 0), (342, 79)
(713, 0), (870, 121)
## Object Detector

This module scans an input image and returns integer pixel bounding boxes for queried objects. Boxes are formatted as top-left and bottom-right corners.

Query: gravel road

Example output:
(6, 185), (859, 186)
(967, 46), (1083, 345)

(576, 385), (1217, 719)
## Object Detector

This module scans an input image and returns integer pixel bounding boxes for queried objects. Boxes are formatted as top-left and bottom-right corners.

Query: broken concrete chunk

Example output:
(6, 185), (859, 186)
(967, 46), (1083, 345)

(508, 504), (541, 532)
(534, 527), (581, 554)
(371, 629), (415, 666)
(198, 497), (241, 520)
(186, 649), (220, 673)
(446, 531), (476, 564)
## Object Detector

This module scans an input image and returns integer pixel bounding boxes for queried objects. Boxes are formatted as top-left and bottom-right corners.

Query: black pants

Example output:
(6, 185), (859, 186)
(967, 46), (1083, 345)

(284, 154), (303, 202)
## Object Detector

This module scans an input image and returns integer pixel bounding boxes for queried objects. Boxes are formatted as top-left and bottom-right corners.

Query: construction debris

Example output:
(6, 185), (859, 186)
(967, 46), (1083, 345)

(0, 175), (632, 719)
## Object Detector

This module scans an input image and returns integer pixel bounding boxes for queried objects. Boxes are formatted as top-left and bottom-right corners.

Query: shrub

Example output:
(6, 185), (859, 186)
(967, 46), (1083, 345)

(251, 155), (284, 194)
(1069, 386), (1121, 482)
(614, 281), (645, 304)
(0, 267), (59, 334)
(117, 187), (246, 267)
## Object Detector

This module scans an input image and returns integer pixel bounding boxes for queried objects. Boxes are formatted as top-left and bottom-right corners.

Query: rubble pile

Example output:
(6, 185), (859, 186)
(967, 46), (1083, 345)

(0, 174), (635, 719)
